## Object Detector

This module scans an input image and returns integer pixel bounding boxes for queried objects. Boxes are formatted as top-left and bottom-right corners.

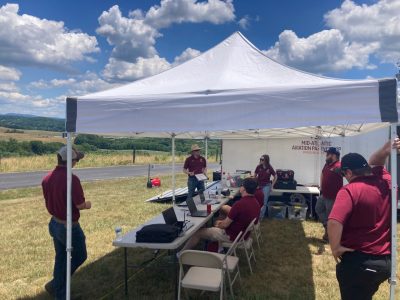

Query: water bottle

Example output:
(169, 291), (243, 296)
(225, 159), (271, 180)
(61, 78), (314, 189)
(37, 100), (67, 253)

(115, 226), (122, 241)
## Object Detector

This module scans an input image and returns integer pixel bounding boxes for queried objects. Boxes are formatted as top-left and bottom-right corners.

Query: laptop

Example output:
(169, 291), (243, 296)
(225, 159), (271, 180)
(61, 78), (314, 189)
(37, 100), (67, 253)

(162, 207), (193, 234)
(186, 196), (208, 217)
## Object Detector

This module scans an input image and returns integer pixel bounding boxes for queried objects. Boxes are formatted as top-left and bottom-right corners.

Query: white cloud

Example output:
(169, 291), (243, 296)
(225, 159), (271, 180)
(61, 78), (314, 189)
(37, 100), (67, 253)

(264, 0), (400, 73)
(30, 78), (77, 89)
(102, 56), (171, 82)
(238, 15), (250, 30)
(144, 0), (235, 29)
(0, 65), (21, 81)
(0, 82), (18, 92)
(264, 29), (378, 73)
(173, 47), (201, 66)
(96, 1), (234, 63)
(0, 3), (99, 69)
(324, 0), (400, 63)
(103, 47), (201, 81)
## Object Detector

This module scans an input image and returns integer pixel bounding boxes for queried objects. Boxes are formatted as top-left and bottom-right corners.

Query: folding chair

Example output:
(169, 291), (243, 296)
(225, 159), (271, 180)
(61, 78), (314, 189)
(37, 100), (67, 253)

(254, 221), (263, 249)
(213, 231), (243, 299)
(222, 218), (257, 274)
(178, 250), (225, 300)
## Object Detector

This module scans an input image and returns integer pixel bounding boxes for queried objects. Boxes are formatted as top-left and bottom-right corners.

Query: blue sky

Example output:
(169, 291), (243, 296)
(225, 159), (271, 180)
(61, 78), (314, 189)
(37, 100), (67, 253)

(0, 0), (399, 117)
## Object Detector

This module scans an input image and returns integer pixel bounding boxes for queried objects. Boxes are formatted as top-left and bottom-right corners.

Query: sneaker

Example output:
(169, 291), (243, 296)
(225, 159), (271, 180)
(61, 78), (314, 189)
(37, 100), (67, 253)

(45, 280), (55, 297)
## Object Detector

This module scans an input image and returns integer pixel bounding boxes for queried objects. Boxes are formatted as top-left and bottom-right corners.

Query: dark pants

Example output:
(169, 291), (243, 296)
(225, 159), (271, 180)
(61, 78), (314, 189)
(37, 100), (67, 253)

(187, 176), (205, 201)
(336, 251), (391, 300)
(48, 218), (87, 300)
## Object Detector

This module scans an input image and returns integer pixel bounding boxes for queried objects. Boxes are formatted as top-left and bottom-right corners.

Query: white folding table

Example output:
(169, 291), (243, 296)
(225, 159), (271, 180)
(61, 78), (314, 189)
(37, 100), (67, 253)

(113, 195), (229, 297)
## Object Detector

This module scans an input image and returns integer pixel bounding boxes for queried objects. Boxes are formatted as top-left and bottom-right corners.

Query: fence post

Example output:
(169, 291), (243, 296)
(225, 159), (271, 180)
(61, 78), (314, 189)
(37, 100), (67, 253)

(132, 146), (136, 164)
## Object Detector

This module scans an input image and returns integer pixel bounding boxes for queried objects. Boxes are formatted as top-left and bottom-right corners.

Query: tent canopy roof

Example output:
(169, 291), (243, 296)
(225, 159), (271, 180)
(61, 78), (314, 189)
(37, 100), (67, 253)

(68, 32), (398, 138)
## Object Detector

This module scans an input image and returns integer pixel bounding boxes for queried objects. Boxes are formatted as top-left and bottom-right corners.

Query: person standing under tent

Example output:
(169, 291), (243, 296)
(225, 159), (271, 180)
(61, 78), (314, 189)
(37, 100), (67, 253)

(328, 139), (399, 300)
(42, 146), (91, 299)
(316, 147), (343, 241)
(183, 144), (207, 203)
(255, 154), (277, 219)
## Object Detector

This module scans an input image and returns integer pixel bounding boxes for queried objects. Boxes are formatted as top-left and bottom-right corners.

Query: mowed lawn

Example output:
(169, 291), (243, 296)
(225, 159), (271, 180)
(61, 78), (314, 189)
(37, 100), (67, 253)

(0, 174), (399, 300)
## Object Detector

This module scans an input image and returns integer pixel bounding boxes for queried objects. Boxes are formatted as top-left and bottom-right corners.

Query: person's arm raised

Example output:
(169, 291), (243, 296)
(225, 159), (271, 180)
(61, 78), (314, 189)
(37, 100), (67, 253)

(369, 138), (400, 166)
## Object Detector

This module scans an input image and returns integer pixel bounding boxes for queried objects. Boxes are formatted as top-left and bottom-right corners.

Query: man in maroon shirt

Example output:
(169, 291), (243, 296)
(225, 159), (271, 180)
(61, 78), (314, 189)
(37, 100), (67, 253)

(316, 147), (343, 241)
(42, 146), (92, 300)
(183, 144), (207, 202)
(180, 178), (260, 252)
(328, 140), (399, 300)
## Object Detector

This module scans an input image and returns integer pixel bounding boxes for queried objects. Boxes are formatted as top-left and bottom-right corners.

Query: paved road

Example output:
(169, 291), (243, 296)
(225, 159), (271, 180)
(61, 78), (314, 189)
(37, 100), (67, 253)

(0, 163), (220, 190)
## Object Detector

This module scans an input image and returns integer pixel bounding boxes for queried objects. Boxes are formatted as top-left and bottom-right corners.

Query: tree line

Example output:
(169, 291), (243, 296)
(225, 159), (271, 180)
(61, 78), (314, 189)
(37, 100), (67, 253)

(0, 135), (220, 158)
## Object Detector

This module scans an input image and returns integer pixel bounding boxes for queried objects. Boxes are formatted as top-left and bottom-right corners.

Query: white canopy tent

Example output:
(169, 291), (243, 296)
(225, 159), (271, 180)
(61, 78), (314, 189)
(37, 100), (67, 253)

(64, 32), (398, 299)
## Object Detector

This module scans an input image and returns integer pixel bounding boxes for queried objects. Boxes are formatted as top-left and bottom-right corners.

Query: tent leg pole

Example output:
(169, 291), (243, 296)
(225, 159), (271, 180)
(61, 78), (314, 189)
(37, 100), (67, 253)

(390, 124), (398, 300)
(205, 136), (208, 161)
(172, 134), (176, 206)
(66, 133), (73, 300)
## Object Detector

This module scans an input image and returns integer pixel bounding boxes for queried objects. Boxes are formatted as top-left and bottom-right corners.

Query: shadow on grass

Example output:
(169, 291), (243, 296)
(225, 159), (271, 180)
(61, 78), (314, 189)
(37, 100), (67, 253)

(18, 219), (318, 300)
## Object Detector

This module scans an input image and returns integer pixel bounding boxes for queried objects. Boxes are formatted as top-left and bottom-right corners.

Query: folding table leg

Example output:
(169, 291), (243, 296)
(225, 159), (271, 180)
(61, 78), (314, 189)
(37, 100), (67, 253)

(124, 248), (128, 297)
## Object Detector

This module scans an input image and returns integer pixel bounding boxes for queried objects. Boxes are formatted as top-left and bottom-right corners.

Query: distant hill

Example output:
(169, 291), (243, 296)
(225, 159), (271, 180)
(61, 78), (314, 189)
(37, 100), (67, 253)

(0, 114), (64, 132)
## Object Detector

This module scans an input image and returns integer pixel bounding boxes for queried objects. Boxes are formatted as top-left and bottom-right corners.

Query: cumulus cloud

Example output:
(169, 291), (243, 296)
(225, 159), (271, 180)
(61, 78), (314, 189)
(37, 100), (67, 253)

(0, 3), (99, 69)
(96, 1), (234, 65)
(172, 47), (201, 66)
(324, 0), (400, 63)
(238, 15), (250, 30)
(144, 0), (235, 29)
(102, 47), (201, 81)
(0, 65), (21, 81)
(264, 29), (378, 73)
(102, 56), (171, 82)
(264, 0), (400, 73)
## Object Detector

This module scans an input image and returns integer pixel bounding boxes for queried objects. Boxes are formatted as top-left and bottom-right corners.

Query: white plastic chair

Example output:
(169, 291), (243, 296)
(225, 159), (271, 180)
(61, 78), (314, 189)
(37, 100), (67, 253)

(222, 218), (257, 274)
(213, 231), (243, 299)
(178, 250), (225, 300)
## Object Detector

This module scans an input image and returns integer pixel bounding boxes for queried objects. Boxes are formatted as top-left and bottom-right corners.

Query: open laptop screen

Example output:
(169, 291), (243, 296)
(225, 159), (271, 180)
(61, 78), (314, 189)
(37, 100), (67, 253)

(162, 207), (178, 225)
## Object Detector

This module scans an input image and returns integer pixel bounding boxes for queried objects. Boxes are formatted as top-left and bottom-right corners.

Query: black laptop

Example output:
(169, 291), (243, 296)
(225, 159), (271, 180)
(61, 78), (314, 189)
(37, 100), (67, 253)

(186, 197), (208, 217)
(162, 207), (193, 233)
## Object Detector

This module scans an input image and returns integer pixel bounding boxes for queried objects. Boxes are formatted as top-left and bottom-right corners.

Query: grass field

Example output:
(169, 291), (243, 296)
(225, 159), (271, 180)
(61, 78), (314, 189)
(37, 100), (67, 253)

(0, 174), (398, 300)
(0, 152), (196, 173)
(0, 127), (64, 143)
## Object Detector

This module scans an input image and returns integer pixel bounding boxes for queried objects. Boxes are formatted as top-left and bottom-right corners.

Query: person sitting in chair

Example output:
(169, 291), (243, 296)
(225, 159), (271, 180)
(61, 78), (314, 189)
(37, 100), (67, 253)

(180, 178), (261, 252)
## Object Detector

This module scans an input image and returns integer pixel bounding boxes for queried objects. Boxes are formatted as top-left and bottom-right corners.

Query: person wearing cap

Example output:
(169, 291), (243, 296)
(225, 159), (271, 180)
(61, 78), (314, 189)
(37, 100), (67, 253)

(183, 144), (207, 202)
(255, 154), (277, 219)
(328, 139), (400, 300)
(42, 146), (91, 299)
(316, 147), (342, 241)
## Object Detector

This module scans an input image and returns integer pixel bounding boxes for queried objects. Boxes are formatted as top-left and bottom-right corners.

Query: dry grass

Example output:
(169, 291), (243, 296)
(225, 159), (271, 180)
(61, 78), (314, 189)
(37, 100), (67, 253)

(0, 127), (64, 143)
(0, 152), (214, 173)
(0, 175), (398, 300)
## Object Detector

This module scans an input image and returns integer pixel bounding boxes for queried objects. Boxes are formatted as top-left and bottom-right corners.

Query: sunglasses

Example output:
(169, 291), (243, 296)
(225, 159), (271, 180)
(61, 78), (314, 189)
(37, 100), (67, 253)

(259, 158), (264, 161)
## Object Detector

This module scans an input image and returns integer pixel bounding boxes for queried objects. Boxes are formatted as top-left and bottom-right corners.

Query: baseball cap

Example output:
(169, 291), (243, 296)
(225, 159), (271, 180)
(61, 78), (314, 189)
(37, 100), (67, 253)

(341, 153), (369, 171)
(58, 146), (84, 162)
(325, 147), (340, 157)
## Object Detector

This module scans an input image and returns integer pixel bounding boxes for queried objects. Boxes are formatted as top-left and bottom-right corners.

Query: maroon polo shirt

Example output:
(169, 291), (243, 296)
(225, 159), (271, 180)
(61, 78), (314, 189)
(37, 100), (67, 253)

(329, 166), (391, 255)
(226, 195), (260, 240)
(254, 164), (276, 187)
(254, 188), (264, 208)
(42, 166), (85, 222)
(321, 160), (343, 200)
(183, 155), (206, 175)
